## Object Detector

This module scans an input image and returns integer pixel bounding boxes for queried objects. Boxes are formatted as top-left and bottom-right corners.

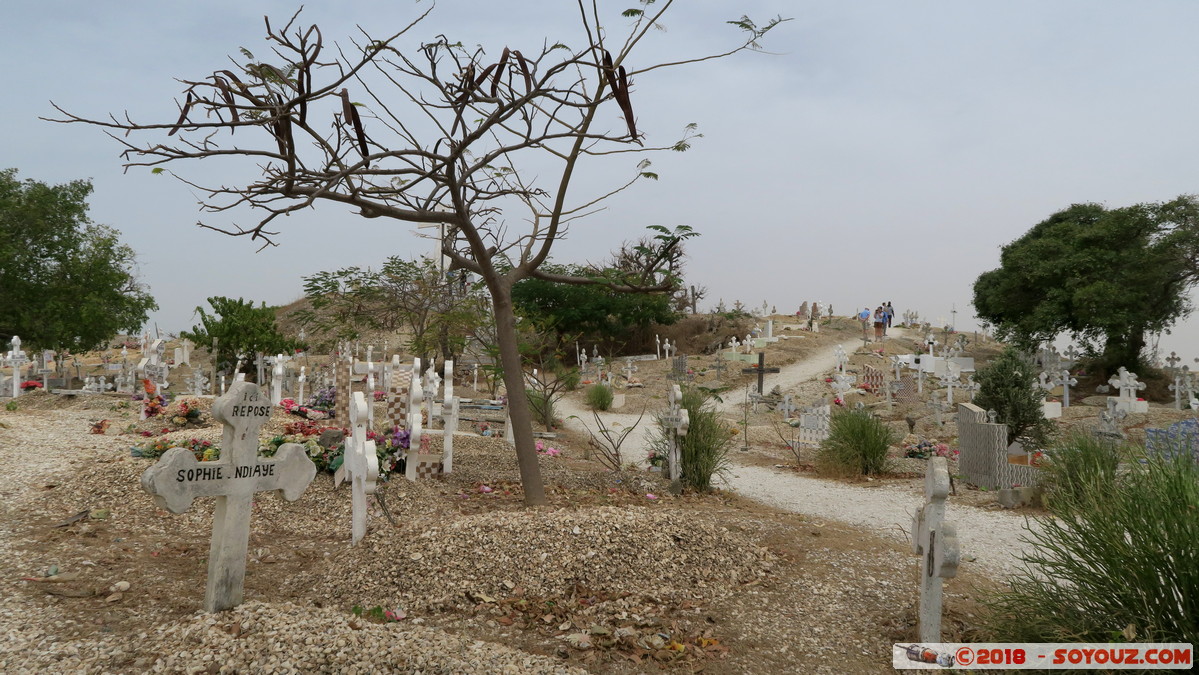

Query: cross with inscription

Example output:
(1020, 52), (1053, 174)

(139, 381), (317, 612)
(742, 352), (780, 395)
(911, 456), (960, 642)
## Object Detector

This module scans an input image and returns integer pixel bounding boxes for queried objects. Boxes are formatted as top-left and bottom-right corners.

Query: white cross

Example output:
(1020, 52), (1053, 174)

(404, 358), (424, 482)
(140, 382), (317, 612)
(1053, 368), (1078, 408)
(911, 456), (959, 642)
(343, 391), (379, 546)
(442, 359), (458, 473)
(662, 384), (690, 494)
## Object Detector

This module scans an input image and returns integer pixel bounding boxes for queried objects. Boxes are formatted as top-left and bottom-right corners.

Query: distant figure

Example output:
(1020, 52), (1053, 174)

(885, 302), (894, 330)
(873, 306), (885, 341)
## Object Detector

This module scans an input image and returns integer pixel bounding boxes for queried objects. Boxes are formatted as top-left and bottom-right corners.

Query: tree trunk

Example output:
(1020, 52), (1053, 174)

(491, 286), (547, 506)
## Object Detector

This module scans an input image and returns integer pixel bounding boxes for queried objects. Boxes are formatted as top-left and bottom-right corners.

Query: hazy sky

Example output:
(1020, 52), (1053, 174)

(5, 1), (1199, 359)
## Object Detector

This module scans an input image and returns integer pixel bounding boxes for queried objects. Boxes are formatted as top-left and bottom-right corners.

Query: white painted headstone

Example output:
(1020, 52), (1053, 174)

(344, 391), (379, 546)
(139, 382), (316, 612)
(911, 456), (960, 642)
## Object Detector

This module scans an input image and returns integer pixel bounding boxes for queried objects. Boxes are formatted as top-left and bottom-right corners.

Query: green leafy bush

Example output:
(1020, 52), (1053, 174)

(983, 444), (1199, 645)
(815, 409), (894, 477)
(973, 346), (1053, 448)
(651, 387), (733, 491)
(585, 383), (614, 411)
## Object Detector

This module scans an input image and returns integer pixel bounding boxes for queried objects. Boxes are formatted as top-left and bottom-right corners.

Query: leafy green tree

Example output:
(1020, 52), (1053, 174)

(181, 297), (298, 380)
(0, 168), (157, 350)
(973, 346), (1053, 449)
(512, 262), (679, 350)
(974, 197), (1199, 372)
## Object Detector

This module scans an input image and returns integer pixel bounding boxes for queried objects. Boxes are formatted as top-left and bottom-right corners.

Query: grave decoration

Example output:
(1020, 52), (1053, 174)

(911, 456), (960, 643)
(140, 381), (317, 612)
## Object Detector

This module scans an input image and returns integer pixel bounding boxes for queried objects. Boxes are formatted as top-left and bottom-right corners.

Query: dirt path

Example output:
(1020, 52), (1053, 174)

(558, 327), (1040, 579)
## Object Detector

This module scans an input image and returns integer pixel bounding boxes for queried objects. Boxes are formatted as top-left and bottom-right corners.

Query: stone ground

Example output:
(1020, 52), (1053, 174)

(2, 315), (1189, 673)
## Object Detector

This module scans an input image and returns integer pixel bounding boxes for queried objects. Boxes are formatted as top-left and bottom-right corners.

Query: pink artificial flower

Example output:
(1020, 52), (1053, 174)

(645, 493), (658, 500)
(478, 485), (493, 493)
(535, 440), (545, 451)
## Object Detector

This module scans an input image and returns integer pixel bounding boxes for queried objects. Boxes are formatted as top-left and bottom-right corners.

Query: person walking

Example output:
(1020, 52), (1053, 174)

(873, 306), (885, 342)
(882, 302), (893, 335)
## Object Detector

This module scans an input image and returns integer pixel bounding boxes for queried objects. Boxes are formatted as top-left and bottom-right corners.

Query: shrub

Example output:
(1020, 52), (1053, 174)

(1039, 432), (1120, 507)
(585, 383), (614, 411)
(974, 346), (1053, 448)
(983, 444), (1199, 645)
(650, 387), (733, 491)
(815, 409), (894, 477)
(525, 388), (555, 431)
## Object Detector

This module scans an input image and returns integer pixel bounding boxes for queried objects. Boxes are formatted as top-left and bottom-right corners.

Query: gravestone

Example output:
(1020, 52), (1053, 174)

(668, 355), (692, 383)
(1107, 367), (1148, 413)
(834, 345), (848, 374)
(956, 403), (1041, 490)
(333, 351), (352, 426)
(895, 375), (920, 404)
(711, 352), (727, 384)
(861, 365), (884, 392)
(797, 400), (831, 445)
(911, 457), (960, 642)
(661, 384), (690, 495)
(404, 360), (426, 482)
(1096, 398), (1128, 440)
(139, 382), (316, 612)
(742, 352), (780, 395)
(343, 391), (379, 546)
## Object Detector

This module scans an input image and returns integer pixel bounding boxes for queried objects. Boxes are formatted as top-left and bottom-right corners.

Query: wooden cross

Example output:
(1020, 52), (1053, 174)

(911, 456), (960, 642)
(344, 391), (379, 546)
(140, 381), (317, 612)
(742, 352), (780, 395)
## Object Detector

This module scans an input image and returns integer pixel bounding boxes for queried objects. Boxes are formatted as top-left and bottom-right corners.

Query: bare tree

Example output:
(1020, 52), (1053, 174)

(50, 2), (784, 505)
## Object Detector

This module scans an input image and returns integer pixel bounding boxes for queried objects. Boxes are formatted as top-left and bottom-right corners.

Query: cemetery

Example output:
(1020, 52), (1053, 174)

(2, 4), (1196, 672)
(3, 305), (1197, 673)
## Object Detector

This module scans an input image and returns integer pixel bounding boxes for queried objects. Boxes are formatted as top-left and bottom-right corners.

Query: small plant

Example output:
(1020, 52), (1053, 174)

(5, 400), (18, 412)
(982, 441), (1199, 645)
(572, 407), (646, 472)
(815, 409), (894, 477)
(585, 383), (614, 411)
(525, 388), (556, 431)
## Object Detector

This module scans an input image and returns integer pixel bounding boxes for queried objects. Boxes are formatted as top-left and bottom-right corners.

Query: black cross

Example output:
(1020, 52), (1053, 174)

(742, 352), (780, 395)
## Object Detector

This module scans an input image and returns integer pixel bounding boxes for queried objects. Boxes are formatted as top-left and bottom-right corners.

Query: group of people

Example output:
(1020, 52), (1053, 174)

(857, 302), (895, 341)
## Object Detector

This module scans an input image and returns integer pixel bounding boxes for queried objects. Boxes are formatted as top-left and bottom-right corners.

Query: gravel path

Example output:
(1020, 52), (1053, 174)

(559, 329), (1042, 579)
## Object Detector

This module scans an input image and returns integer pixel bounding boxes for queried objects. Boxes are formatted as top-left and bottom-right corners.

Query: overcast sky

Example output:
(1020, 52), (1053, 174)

(5, 1), (1199, 360)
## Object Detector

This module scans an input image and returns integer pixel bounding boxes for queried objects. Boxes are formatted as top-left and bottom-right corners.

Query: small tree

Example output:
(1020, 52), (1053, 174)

(181, 296), (298, 381)
(973, 346), (1053, 448)
(54, 4), (784, 505)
